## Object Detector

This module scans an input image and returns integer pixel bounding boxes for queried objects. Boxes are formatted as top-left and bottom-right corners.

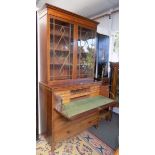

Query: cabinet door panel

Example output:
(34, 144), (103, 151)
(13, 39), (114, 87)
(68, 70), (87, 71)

(50, 18), (74, 80)
(77, 27), (96, 78)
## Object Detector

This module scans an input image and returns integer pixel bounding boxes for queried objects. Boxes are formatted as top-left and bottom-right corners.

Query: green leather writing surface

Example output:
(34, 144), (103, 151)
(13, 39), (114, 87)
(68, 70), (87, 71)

(62, 96), (114, 118)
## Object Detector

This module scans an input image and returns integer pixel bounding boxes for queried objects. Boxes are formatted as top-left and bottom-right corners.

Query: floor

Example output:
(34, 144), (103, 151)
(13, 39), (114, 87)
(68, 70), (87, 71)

(88, 112), (119, 150)
(37, 130), (114, 155)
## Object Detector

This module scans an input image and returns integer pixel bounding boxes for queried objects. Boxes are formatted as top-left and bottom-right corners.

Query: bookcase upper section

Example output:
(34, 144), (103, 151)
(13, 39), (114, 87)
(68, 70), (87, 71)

(38, 4), (98, 85)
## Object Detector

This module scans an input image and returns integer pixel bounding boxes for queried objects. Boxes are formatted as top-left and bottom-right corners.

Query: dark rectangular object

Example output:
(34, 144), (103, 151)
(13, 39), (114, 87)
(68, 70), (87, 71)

(96, 33), (110, 79)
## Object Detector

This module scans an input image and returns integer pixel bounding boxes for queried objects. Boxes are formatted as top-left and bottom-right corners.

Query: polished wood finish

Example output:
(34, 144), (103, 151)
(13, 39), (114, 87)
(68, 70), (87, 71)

(38, 4), (98, 85)
(110, 62), (119, 100)
(72, 24), (78, 79)
(39, 13), (48, 83)
(39, 4), (98, 29)
(100, 85), (109, 97)
(38, 4), (115, 151)
(39, 81), (117, 151)
(54, 83), (101, 104)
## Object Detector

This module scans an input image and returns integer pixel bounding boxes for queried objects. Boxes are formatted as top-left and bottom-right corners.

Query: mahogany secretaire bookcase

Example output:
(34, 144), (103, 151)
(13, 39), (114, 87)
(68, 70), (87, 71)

(38, 4), (116, 151)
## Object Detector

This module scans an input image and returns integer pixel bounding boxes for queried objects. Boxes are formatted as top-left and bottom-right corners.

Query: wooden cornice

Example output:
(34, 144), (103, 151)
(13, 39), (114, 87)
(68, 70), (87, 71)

(38, 3), (99, 26)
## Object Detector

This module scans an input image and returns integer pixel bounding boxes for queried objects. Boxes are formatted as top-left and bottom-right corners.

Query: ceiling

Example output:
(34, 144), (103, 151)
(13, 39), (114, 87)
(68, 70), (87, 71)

(36, 0), (119, 18)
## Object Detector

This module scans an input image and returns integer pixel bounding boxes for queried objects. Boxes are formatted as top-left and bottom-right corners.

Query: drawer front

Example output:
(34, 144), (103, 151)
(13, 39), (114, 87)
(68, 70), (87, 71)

(53, 113), (99, 142)
(100, 86), (109, 97)
(54, 110), (98, 131)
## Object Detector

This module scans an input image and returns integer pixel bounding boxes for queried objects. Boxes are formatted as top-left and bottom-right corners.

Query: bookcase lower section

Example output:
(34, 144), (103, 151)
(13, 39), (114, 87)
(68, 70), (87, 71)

(39, 82), (116, 151)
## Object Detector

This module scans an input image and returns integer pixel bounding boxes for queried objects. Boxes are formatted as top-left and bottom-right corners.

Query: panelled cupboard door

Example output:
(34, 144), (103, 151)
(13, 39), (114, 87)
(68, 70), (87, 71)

(77, 26), (96, 78)
(50, 18), (74, 80)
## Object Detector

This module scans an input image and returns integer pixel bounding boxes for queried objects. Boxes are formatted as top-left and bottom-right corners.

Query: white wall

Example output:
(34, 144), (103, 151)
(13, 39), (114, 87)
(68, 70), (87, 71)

(95, 11), (119, 36)
(111, 12), (119, 33)
(96, 16), (112, 36)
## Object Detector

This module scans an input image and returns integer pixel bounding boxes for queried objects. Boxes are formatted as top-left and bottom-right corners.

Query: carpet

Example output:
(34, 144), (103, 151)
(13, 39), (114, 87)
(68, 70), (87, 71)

(88, 112), (119, 149)
(36, 130), (114, 155)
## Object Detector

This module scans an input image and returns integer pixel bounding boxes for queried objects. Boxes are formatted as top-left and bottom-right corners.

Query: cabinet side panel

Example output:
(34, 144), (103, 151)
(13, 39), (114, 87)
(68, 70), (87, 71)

(39, 84), (53, 142)
(39, 14), (48, 83)
(110, 63), (119, 99)
(39, 83), (47, 134)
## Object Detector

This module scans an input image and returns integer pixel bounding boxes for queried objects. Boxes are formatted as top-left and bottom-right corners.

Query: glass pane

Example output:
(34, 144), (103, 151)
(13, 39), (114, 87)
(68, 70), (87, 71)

(50, 19), (73, 80)
(78, 27), (96, 78)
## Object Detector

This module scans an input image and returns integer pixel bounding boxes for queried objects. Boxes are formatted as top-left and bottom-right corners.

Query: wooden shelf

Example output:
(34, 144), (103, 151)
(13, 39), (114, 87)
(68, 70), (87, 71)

(78, 52), (87, 54)
(50, 75), (72, 80)
(50, 75), (72, 77)
(70, 92), (91, 99)
(50, 22), (72, 29)
(78, 73), (92, 75)
(50, 32), (73, 39)
(50, 64), (73, 70)
(50, 63), (72, 66)
(50, 49), (71, 52)
(77, 64), (91, 66)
